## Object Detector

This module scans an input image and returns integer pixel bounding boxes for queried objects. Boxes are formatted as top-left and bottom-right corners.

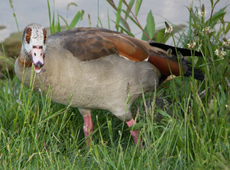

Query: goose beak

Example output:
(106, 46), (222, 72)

(30, 46), (45, 73)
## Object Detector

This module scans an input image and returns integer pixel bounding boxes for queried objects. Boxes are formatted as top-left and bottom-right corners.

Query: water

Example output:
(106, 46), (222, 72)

(0, 0), (229, 42)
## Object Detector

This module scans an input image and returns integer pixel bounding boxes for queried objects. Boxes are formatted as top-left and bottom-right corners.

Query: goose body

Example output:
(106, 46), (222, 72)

(15, 23), (204, 146)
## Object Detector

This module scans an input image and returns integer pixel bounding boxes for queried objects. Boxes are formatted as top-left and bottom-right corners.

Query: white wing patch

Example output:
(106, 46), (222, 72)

(119, 54), (149, 62)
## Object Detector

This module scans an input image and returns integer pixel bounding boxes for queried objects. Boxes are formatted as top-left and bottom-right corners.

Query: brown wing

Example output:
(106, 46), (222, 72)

(49, 27), (150, 61)
(49, 27), (204, 80)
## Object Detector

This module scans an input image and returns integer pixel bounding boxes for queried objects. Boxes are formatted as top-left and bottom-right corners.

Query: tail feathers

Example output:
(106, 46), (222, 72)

(148, 52), (204, 81)
(148, 42), (204, 81)
(183, 66), (205, 81)
(149, 42), (203, 57)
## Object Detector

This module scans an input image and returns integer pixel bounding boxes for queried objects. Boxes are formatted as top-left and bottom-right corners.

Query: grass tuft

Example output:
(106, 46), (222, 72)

(0, 0), (229, 169)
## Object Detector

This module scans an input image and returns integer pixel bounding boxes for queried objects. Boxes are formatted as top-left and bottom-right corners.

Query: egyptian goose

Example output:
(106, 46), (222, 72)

(15, 23), (204, 146)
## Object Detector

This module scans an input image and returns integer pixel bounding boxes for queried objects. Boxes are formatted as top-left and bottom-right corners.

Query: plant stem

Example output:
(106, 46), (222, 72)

(123, 0), (151, 41)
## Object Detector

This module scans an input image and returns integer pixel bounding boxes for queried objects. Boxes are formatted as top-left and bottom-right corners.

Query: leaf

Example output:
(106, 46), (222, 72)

(125, 0), (135, 20)
(155, 24), (186, 43)
(106, 0), (117, 10)
(47, 0), (51, 28)
(206, 6), (227, 26)
(69, 10), (84, 29)
(58, 15), (68, 29)
(97, 17), (103, 28)
(57, 14), (61, 32)
(67, 2), (77, 11)
(210, 0), (214, 8)
(225, 22), (230, 35)
(146, 10), (155, 40)
(158, 110), (171, 118)
(122, 10), (141, 29)
(211, 7), (227, 21)
(116, 0), (123, 30)
(135, 0), (142, 16)
(51, 10), (55, 34)
(111, 20), (134, 37)
(155, 28), (165, 43)
(120, 17), (131, 32)
(107, 9), (110, 29)
(141, 25), (148, 41)
(155, 28), (171, 43)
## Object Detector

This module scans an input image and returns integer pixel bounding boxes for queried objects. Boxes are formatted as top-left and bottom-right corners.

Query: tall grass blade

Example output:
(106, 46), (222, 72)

(146, 10), (155, 40)
(116, 0), (123, 31)
(125, 0), (135, 20)
(134, 0), (142, 16)
(207, 6), (227, 26)
(69, 10), (84, 29)
(47, 0), (52, 29)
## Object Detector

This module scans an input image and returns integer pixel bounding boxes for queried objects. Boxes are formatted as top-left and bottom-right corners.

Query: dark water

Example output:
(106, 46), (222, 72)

(0, 0), (229, 41)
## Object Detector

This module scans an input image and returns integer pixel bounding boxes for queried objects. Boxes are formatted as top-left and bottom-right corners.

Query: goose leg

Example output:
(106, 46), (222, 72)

(79, 109), (93, 146)
(126, 118), (141, 145)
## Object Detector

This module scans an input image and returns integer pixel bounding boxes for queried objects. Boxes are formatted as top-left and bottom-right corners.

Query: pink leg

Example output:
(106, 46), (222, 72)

(126, 118), (141, 146)
(83, 114), (93, 146)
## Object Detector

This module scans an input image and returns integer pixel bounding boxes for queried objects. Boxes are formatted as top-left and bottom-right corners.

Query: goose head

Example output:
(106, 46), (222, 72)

(21, 23), (47, 73)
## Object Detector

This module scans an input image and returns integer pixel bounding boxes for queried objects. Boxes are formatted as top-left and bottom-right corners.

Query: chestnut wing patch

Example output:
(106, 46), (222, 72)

(60, 28), (149, 61)
(148, 53), (188, 76)
(62, 33), (118, 61)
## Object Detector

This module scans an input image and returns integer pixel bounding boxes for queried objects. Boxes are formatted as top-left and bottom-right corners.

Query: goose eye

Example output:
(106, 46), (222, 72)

(44, 35), (47, 43)
(26, 34), (30, 43)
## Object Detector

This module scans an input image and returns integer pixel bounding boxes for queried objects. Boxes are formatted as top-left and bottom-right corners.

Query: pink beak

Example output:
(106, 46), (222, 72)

(30, 45), (44, 73)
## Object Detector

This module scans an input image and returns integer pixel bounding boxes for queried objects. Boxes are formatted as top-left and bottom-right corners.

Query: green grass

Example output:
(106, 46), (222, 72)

(0, 0), (230, 169)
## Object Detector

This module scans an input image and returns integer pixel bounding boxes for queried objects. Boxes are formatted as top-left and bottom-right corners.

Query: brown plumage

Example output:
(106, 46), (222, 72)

(15, 23), (204, 146)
